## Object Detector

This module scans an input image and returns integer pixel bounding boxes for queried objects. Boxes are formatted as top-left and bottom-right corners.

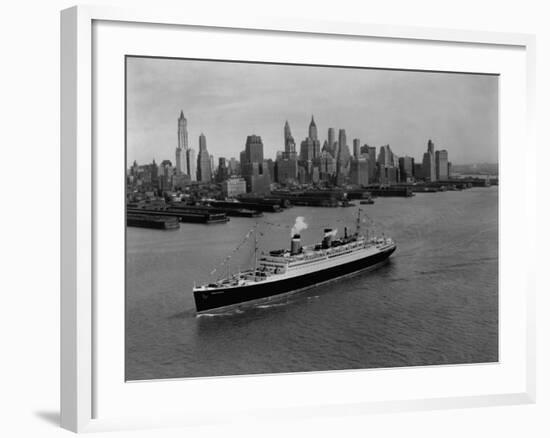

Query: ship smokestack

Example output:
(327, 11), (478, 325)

(322, 228), (335, 249)
(291, 234), (302, 255)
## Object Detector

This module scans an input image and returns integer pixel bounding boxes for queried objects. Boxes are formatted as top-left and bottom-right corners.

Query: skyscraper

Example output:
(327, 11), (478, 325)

(244, 135), (264, 164)
(228, 157), (238, 175)
(319, 150), (336, 182)
(428, 138), (435, 155)
(159, 159), (174, 191)
(349, 158), (369, 186)
(338, 129), (346, 158)
(197, 133), (212, 182)
(308, 116), (318, 141)
(353, 138), (361, 159)
(336, 129), (351, 183)
(366, 146), (377, 183)
(177, 111), (189, 176)
(422, 152), (432, 181)
(217, 157), (228, 182)
(377, 145), (397, 185)
(276, 155), (298, 184)
(175, 147), (182, 176)
(399, 156), (415, 182)
(284, 120), (291, 139)
(422, 139), (436, 182)
(210, 154), (215, 179)
(313, 139), (321, 160)
(242, 135), (270, 194)
(303, 116), (320, 163)
(300, 137), (314, 162)
(414, 163), (424, 179)
(377, 145), (393, 167)
(284, 121), (296, 155)
(186, 148), (196, 181)
(435, 149), (449, 180)
(327, 128), (336, 156)
(178, 111), (188, 150)
(265, 158), (275, 182)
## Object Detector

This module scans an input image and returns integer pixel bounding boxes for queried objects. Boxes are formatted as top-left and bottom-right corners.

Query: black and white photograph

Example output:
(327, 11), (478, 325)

(125, 56), (499, 381)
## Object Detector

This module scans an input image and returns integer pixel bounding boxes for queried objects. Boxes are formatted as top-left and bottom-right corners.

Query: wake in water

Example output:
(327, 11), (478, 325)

(196, 308), (244, 318)
(257, 301), (292, 309)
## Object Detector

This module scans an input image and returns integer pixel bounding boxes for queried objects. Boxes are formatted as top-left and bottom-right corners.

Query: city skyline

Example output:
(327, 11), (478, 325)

(126, 57), (498, 167)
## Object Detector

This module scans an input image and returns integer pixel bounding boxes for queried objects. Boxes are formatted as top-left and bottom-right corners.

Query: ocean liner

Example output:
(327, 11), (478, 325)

(193, 210), (396, 313)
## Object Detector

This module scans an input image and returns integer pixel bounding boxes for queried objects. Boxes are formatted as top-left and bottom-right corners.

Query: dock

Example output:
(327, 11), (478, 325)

(170, 203), (263, 218)
(366, 186), (414, 197)
(127, 208), (229, 224)
(269, 190), (342, 207)
(208, 200), (282, 213)
(345, 189), (375, 202)
(236, 195), (292, 209)
(126, 214), (180, 230)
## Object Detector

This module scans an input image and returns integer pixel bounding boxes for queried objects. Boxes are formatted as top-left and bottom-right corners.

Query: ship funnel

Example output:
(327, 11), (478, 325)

(322, 228), (335, 249)
(291, 234), (302, 255)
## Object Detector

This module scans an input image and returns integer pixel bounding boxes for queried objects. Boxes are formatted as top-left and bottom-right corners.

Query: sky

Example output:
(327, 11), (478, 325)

(126, 56), (498, 167)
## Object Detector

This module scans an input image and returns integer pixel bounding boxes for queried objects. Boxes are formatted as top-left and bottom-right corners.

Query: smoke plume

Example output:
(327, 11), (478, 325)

(291, 216), (308, 236)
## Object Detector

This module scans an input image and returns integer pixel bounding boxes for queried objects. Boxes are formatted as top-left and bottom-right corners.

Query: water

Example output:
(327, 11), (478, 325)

(126, 187), (498, 380)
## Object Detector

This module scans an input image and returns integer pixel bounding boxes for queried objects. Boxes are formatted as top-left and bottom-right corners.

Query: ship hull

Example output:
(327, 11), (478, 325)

(193, 245), (396, 313)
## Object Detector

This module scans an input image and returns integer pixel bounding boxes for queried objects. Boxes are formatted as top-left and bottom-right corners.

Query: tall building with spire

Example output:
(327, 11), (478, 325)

(197, 133), (212, 182)
(307, 116), (321, 160)
(177, 111), (189, 176)
(284, 120), (291, 142)
(284, 120), (296, 155)
(296, 116), (321, 184)
(277, 121), (298, 184)
(308, 116), (318, 141)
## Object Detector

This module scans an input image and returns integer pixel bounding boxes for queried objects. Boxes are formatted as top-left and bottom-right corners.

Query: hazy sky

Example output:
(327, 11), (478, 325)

(126, 57), (498, 167)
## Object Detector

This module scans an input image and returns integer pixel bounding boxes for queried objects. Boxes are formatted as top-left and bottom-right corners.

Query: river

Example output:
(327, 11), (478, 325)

(126, 187), (498, 380)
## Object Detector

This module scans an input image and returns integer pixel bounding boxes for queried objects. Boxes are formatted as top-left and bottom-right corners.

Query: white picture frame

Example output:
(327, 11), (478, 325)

(60, 5), (536, 433)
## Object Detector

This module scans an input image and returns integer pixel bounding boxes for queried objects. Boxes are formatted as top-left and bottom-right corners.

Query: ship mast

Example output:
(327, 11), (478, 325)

(356, 208), (362, 236)
(253, 222), (258, 279)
